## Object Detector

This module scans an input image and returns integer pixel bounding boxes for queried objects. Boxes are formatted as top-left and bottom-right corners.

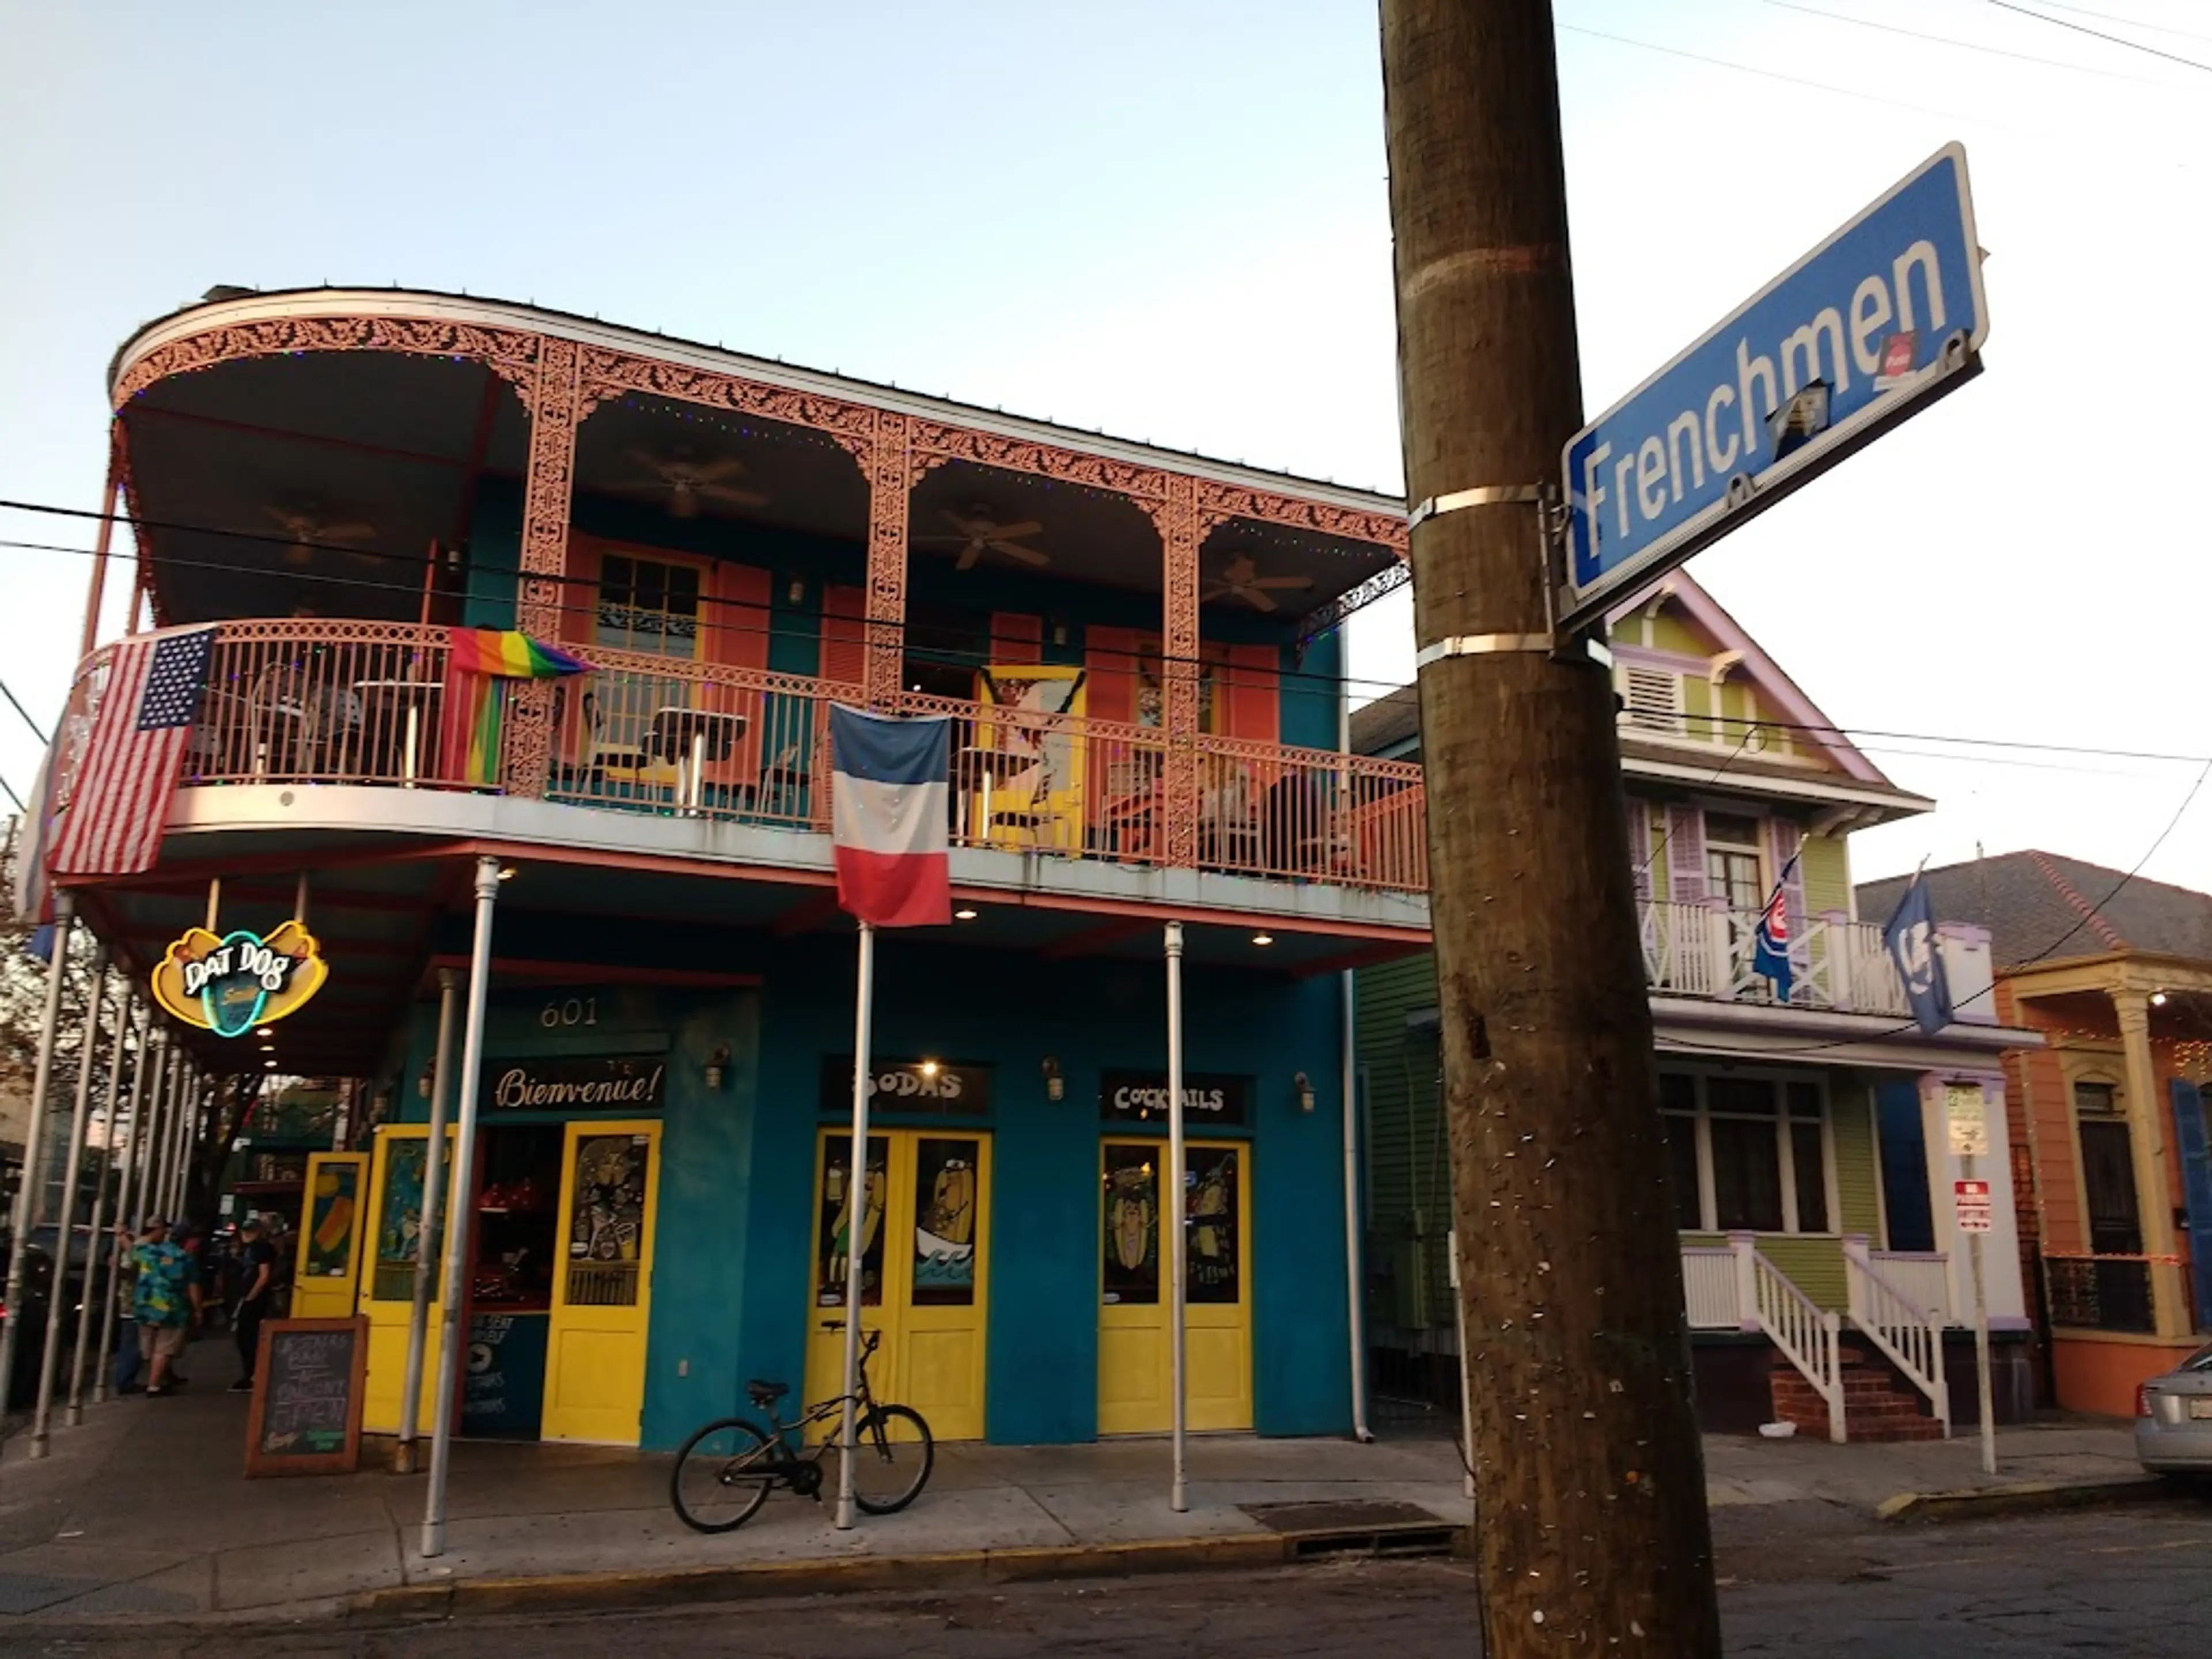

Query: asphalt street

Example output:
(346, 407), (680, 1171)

(16, 1494), (2211, 1657)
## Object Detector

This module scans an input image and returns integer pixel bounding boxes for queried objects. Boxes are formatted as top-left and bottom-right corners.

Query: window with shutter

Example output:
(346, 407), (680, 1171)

(1621, 666), (1684, 735)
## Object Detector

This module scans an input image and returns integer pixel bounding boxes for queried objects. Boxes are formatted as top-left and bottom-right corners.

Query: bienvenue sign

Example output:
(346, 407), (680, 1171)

(484, 1055), (666, 1112)
(1099, 1070), (1249, 1127)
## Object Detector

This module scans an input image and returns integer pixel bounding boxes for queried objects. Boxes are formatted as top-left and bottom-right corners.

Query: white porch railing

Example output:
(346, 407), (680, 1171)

(1741, 1236), (1846, 1444)
(1639, 900), (1915, 1018)
(1843, 1236), (1951, 1436)
(1680, 1247), (1743, 1329)
(1865, 1248), (1953, 1326)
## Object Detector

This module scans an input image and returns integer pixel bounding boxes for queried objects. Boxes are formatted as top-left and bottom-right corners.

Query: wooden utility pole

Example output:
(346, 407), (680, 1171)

(1378, 3), (1722, 1652)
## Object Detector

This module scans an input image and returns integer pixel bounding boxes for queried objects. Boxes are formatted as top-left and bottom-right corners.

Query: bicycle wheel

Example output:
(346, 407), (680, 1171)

(847, 1403), (934, 1515)
(671, 1417), (777, 1533)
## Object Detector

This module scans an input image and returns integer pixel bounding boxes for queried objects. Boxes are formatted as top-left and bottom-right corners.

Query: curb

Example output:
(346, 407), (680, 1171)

(345, 1520), (1471, 1623)
(1875, 1474), (2166, 1523)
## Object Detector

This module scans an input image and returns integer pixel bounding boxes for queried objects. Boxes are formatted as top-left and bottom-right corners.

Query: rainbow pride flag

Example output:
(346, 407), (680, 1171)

(440, 628), (590, 786)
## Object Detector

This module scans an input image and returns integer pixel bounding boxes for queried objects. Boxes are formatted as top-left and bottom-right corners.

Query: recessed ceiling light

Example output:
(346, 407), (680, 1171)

(1252, 933), (1274, 946)
(953, 907), (978, 921)
(2152, 991), (2169, 1006)
(255, 1027), (274, 1038)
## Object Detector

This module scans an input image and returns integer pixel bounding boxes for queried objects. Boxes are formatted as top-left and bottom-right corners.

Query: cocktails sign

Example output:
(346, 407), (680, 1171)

(151, 921), (329, 1037)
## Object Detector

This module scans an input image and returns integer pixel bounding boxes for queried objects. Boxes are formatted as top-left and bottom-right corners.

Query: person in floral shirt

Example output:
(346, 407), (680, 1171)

(130, 1218), (202, 1396)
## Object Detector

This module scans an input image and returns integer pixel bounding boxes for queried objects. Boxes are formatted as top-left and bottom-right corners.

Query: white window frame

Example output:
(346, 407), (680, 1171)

(1659, 1066), (1839, 1237)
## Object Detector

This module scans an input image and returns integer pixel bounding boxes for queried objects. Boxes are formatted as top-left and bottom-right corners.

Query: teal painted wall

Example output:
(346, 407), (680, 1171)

(741, 936), (1351, 1446)
(392, 918), (1349, 1449)
(1281, 630), (1341, 752)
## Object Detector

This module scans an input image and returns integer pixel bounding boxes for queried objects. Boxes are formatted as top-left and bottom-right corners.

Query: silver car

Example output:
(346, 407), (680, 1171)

(2137, 1342), (2212, 1478)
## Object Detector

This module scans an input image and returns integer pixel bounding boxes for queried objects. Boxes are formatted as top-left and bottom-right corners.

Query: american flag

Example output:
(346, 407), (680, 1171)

(48, 628), (216, 877)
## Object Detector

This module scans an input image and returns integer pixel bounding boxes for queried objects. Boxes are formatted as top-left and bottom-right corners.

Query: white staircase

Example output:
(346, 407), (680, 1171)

(1843, 1236), (1952, 1438)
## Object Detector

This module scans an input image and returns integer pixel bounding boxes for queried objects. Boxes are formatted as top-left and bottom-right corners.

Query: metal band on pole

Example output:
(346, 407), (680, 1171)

(396, 968), (460, 1475)
(0, 893), (75, 1419)
(1165, 920), (1188, 1514)
(85, 1005), (149, 1410)
(834, 921), (876, 1532)
(31, 952), (111, 1457)
(422, 857), (502, 1559)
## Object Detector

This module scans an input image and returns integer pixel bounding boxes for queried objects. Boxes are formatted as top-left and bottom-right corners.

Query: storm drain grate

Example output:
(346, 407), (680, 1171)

(1238, 1499), (1459, 1558)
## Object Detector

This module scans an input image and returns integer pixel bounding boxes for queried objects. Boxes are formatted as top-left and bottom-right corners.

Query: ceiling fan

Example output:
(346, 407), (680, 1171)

(915, 506), (1049, 571)
(618, 446), (770, 518)
(1203, 554), (1312, 613)
(263, 503), (379, 567)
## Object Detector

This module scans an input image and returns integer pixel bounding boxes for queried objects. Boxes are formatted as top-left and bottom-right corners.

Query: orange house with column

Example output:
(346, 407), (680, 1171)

(1863, 853), (2212, 1416)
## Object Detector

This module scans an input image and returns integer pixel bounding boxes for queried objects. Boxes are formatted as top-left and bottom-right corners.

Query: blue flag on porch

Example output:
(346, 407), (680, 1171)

(1753, 853), (1798, 1002)
(1882, 873), (1953, 1035)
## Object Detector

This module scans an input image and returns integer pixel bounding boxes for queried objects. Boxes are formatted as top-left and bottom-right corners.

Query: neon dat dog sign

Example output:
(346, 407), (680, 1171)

(151, 921), (329, 1038)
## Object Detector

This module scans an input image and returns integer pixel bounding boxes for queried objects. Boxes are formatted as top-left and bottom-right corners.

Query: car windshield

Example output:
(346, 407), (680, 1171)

(2184, 1343), (2212, 1373)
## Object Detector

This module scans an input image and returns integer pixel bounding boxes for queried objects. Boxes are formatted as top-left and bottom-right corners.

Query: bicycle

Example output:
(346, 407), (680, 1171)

(669, 1323), (935, 1532)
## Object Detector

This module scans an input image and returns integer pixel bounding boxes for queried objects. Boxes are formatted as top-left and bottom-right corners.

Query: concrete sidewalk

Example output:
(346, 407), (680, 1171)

(0, 1335), (2148, 1623)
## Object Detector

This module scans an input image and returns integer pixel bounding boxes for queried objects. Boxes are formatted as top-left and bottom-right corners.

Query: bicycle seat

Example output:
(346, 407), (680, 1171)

(745, 1378), (790, 1408)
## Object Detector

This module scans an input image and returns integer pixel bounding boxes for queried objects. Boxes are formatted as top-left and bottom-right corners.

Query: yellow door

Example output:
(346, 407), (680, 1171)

(543, 1122), (660, 1445)
(291, 1152), (368, 1320)
(1099, 1139), (1252, 1435)
(804, 1130), (990, 1442)
(359, 1127), (457, 1434)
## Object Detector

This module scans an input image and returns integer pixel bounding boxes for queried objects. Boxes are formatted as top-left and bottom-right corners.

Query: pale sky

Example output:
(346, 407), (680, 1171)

(2, 1), (2207, 895)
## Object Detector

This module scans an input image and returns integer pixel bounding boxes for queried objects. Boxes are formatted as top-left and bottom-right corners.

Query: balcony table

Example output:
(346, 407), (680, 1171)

(647, 706), (747, 816)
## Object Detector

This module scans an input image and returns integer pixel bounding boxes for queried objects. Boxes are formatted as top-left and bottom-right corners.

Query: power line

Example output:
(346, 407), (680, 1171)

(6, 524), (2206, 775)
(1558, 20), (2008, 127)
(1983, 0), (2212, 71)
(2029, 0), (2212, 45)
(1766, 0), (2182, 85)
(0, 680), (47, 744)
(1743, 751), (2212, 1055)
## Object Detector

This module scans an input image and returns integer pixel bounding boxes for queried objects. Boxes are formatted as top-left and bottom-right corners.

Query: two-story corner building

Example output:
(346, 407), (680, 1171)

(41, 285), (1435, 1450)
(1353, 574), (2042, 1440)
(1859, 852), (2212, 1418)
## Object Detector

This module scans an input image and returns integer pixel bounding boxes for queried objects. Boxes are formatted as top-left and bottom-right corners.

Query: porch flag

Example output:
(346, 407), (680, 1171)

(47, 627), (216, 877)
(1753, 851), (1799, 1002)
(438, 628), (589, 786)
(1881, 872), (1953, 1035)
(828, 704), (950, 928)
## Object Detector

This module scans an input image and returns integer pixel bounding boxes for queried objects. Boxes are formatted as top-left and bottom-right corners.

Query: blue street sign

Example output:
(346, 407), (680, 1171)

(1562, 143), (1988, 628)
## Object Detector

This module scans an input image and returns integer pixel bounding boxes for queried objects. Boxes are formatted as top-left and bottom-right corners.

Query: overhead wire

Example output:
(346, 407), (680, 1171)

(1764, 0), (2183, 85)
(1982, 0), (2212, 71)
(2026, 0), (2212, 44)
(2, 505), (2206, 774)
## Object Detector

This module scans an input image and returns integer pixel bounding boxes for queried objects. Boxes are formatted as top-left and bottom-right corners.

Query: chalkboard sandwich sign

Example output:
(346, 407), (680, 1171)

(245, 1316), (369, 1477)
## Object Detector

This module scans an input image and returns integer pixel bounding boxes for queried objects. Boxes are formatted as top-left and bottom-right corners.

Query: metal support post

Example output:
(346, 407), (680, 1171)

(396, 968), (460, 1475)
(83, 1006), (149, 1411)
(1166, 920), (1188, 1514)
(31, 951), (111, 1456)
(834, 921), (876, 1532)
(422, 858), (502, 1558)
(0, 893), (74, 1422)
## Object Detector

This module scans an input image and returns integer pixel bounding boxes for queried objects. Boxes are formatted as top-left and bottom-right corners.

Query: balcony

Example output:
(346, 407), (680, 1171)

(1642, 896), (1926, 1019)
(75, 620), (1429, 898)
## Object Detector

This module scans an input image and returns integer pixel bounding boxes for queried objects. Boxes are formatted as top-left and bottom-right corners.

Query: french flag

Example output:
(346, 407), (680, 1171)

(830, 705), (951, 928)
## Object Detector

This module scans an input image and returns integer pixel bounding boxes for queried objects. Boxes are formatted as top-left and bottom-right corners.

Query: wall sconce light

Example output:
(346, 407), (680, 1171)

(704, 1046), (732, 1091)
(2152, 991), (2170, 1007)
(1293, 1071), (1315, 1113)
(1041, 1056), (1065, 1102)
(919, 1058), (941, 1080)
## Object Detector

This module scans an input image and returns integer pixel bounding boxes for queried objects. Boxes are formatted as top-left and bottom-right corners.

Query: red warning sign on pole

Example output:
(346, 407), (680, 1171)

(1954, 1179), (1993, 1233)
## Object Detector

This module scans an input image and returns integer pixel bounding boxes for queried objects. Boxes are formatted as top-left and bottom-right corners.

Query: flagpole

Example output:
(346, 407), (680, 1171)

(835, 920), (876, 1532)
(1165, 919), (1188, 1515)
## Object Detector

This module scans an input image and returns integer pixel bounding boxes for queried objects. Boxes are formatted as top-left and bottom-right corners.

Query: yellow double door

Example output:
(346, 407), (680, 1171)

(357, 1120), (662, 1445)
(1099, 1139), (1253, 1435)
(803, 1129), (990, 1443)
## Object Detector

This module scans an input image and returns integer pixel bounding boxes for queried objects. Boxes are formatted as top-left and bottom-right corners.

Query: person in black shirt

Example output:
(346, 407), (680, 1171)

(229, 1217), (278, 1392)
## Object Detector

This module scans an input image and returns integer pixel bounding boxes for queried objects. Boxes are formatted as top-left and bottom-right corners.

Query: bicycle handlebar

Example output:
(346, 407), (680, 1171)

(817, 1320), (882, 1355)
